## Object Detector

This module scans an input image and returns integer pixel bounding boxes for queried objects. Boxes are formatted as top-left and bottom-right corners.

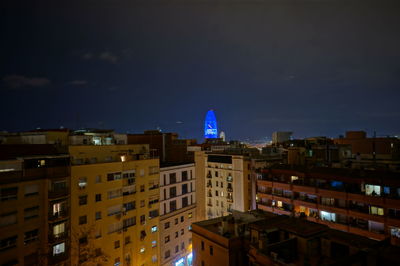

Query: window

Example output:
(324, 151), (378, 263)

(140, 185), (145, 192)
(170, 187), (177, 197)
(175, 231), (178, 238)
(108, 189), (122, 199)
(152, 240), (157, 247)
(95, 175), (101, 183)
(53, 242), (65, 255)
(175, 218), (178, 225)
(320, 211), (336, 222)
(125, 236), (131, 244)
(140, 169), (145, 176)
(181, 216), (184, 222)
(181, 229), (184, 235)
(370, 206), (384, 216)
(216, 181), (219, 187)
(123, 201), (136, 211)
(175, 245), (179, 253)
(165, 236), (170, 243)
(95, 211), (101, 220)
(78, 177), (87, 189)
(152, 255), (157, 263)
(215, 190), (219, 196)
(24, 206), (39, 220)
(140, 215), (145, 225)
(79, 236), (88, 245)
(181, 242), (185, 250)
(107, 172), (122, 181)
(365, 184), (381, 196)
(188, 212), (192, 218)
(79, 215), (87, 225)
(24, 229), (38, 244)
(210, 246), (213, 255)
(52, 201), (66, 216)
(95, 229), (101, 238)
(53, 222), (65, 237)
(165, 250), (170, 259)
(182, 184), (188, 194)
(0, 235), (17, 251)
(170, 173), (177, 184)
(165, 222), (170, 229)
(95, 194), (102, 202)
(95, 248), (102, 257)
(182, 171), (188, 181)
(1, 187), (18, 201)
(182, 197), (188, 208)
(140, 200), (145, 208)
(201, 241), (205, 250)
(215, 171), (218, 177)
(79, 195), (87, 205)
(170, 200), (177, 212)
(151, 226), (158, 233)
(114, 240), (120, 249)
(24, 184), (39, 197)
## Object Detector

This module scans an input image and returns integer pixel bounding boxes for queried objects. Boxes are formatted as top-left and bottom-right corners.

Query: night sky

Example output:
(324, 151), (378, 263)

(1, 0), (400, 141)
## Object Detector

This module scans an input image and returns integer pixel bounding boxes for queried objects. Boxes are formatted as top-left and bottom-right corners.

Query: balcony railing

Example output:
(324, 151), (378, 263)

(49, 210), (68, 221)
(48, 232), (68, 243)
(48, 188), (68, 199)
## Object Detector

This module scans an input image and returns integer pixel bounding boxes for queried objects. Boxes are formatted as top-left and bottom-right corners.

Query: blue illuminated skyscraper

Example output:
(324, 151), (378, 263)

(204, 110), (218, 139)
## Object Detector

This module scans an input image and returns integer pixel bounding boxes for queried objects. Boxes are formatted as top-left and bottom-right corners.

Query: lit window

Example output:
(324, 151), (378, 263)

(151, 226), (158, 233)
(53, 242), (65, 255)
(140, 247), (145, 253)
(365, 184), (381, 196)
(291, 176), (298, 182)
(78, 177), (87, 189)
(277, 201), (283, 208)
(188, 212), (192, 218)
(152, 240), (157, 247)
(120, 155), (126, 162)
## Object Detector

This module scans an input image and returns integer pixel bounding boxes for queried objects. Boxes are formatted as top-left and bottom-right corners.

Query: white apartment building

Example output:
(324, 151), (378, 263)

(159, 163), (196, 266)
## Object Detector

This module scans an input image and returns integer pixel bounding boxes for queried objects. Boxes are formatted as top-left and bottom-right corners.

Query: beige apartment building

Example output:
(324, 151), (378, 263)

(195, 151), (252, 221)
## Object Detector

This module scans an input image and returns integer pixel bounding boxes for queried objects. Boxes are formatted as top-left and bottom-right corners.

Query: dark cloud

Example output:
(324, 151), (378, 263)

(2, 75), (50, 89)
(81, 52), (118, 64)
(69, 80), (88, 86)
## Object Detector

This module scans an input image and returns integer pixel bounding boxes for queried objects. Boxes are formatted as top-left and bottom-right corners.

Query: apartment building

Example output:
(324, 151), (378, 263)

(0, 145), (70, 266)
(69, 144), (160, 266)
(159, 163), (196, 266)
(256, 165), (400, 244)
(195, 151), (252, 221)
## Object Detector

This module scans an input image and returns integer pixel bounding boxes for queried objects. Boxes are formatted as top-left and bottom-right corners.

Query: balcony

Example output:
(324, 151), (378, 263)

(48, 188), (68, 199)
(227, 198), (233, 203)
(207, 181), (212, 188)
(49, 210), (68, 221)
(48, 232), (68, 243)
(207, 202), (213, 207)
(227, 187), (233, 192)
(48, 250), (69, 265)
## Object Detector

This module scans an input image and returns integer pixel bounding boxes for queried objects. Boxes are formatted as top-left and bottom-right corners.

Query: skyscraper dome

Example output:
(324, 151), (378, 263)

(204, 110), (218, 139)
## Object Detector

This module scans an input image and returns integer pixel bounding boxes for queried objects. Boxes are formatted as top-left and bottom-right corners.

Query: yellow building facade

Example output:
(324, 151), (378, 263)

(69, 145), (160, 266)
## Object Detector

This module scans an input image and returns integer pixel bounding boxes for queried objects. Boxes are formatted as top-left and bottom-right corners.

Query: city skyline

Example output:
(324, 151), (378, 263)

(1, 0), (400, 140)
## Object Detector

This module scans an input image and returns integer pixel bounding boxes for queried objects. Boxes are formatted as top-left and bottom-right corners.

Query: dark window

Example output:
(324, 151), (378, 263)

(170, 187), (177, 198)
(79, 215), (87, 225)
(210, 246), (213, 255)
(175, 245), (179, 253)
(95, 194), (101, 202)
(164, 222), (170, 229)
(182, 184), (188, 194)
(140, 215), (146, 225)
(165, 236), (170, 243)
(140, 185), (145, 192)
(201, 241), (204, 250)
(170, 200), (177, 212)
(79, 236), (88, 245)
(175, 231), (178, 238)
(170, 173), (177, 184)
(1, 235), (17, 251)
(79, 195), (87, 206)
(181, 216), (184, 222)
(182, 197), (188, 208)
(114, 240), (120, 249)
(182, 171), (188, 181)
(165, 250), (170, 258)
(0, 187), (18, 201)
(95, 211), (101, 220)
(175, 218), (178, 225)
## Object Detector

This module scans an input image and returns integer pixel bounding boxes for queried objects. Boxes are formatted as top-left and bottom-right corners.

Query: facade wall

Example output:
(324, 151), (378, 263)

(159, 164), (196, 266)
(256, 168), (400, 242)
(69, 145), (160, 266)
